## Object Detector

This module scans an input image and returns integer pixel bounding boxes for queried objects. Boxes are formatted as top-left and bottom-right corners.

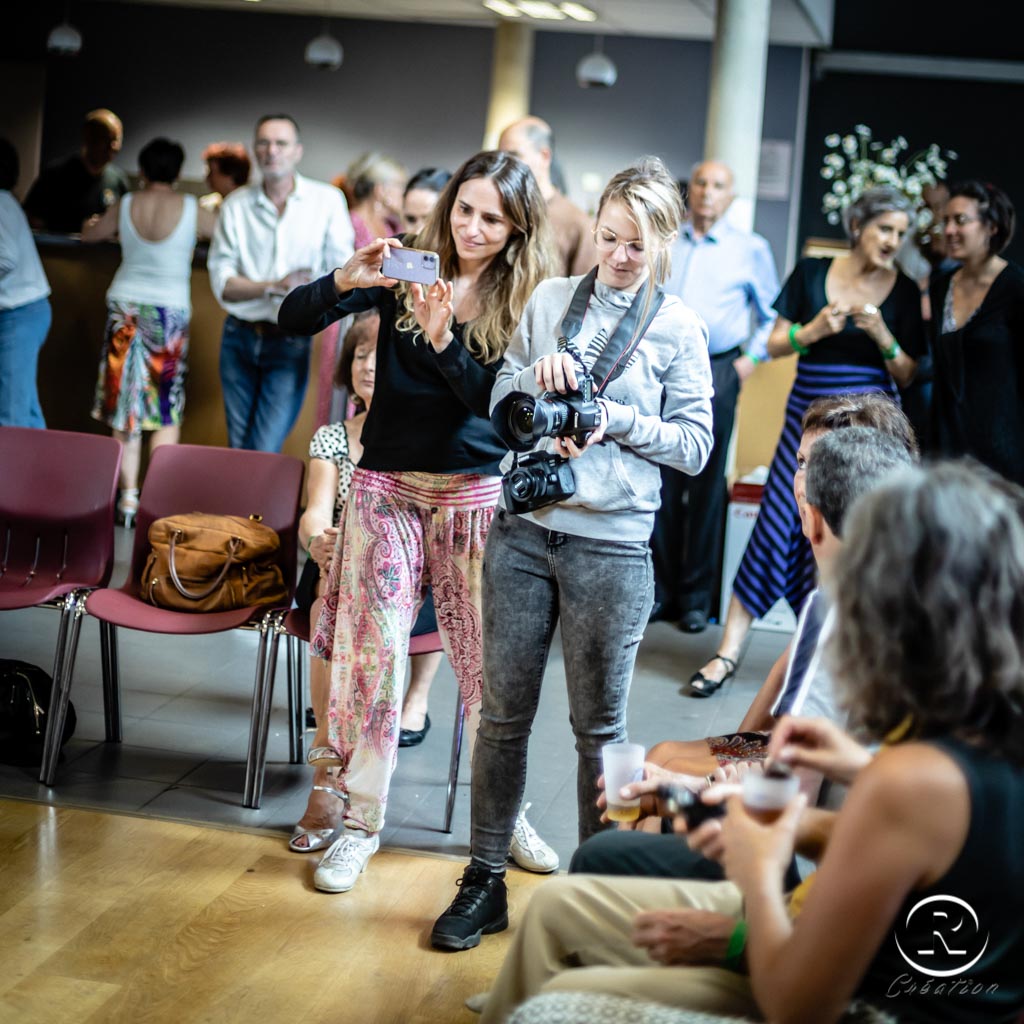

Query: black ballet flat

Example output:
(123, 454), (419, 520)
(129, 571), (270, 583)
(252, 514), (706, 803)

(399, 713), (431, 748)
(688, 655), (737, 698)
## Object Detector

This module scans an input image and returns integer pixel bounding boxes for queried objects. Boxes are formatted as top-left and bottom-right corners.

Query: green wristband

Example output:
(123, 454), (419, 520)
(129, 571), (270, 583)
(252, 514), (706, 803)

(746, 352), (761, 366)
(880, 339), (901, 361)
(788, 323), (809, 356)
(307, 535), (319, 557)
(724, 919), (748, 971)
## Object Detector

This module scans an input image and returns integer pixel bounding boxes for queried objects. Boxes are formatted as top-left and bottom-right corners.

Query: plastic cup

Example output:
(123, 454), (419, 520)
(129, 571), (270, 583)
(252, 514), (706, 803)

(602, 742), (645, 823)
(742, 770), (799, 824)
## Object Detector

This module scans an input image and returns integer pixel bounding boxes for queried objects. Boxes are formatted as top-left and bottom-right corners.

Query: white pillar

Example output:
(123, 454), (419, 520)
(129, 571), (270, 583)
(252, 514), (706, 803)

(704, 0), (771, 231)
(482, 22), (535, 150)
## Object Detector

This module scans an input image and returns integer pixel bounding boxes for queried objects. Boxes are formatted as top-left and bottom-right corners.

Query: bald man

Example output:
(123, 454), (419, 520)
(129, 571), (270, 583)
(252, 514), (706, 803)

(24, 109), (129, 233)
(651, 161), (780, 633)
(498, 116), (598, 277)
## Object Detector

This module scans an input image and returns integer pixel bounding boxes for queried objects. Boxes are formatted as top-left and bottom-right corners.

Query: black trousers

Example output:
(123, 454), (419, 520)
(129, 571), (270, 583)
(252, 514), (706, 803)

(569, 827), (726, 880)
(569, 825), (803, 891)
(651, 349), (741, 618)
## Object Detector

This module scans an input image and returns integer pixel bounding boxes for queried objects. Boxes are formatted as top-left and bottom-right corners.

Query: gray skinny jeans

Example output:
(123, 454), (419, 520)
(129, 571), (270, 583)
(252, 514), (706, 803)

(471, 510), (654, 871)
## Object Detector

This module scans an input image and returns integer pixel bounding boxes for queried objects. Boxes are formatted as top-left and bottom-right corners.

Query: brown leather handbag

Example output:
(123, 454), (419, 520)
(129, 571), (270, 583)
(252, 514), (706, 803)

(142, 512), (288, 612)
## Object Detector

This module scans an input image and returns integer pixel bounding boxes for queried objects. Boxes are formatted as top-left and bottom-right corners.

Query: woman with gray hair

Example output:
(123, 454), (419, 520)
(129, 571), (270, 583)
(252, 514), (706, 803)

(691, 186), (925, 697)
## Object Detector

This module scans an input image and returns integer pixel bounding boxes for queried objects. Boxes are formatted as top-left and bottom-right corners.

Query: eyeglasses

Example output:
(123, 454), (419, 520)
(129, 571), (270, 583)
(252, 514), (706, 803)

(941, 213), (981, 228)
(593, 227), (645, 258)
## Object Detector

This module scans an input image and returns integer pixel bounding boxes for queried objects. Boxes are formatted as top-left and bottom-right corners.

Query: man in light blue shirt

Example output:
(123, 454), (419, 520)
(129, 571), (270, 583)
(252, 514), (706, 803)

(651, 161), (779, 632)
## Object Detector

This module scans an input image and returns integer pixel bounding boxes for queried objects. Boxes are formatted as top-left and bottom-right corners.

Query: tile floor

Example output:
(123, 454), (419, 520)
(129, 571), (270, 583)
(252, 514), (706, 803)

(0, 525), (790, 867)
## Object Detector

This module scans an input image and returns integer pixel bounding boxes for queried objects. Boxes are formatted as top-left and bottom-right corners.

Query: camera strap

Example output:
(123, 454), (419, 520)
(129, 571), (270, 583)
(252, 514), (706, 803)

(558, 268), (665, 396)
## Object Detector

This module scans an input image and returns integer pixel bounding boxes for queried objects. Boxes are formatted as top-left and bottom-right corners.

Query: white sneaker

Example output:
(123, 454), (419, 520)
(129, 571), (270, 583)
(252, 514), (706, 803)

(313, 830), (380, 893)
(509, 803), (559, 873)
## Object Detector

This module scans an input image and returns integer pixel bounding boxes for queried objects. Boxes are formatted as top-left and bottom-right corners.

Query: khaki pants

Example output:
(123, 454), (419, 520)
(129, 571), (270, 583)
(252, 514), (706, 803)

(480, 875), (760, 1024)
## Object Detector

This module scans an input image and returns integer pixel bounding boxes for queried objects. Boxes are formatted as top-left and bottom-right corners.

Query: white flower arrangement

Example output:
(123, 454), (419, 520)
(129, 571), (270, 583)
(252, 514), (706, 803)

(820, 124), (957, 230)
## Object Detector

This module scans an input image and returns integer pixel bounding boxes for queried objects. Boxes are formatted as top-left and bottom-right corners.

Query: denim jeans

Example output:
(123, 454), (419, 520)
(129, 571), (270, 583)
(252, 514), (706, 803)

(0, 297), (51, 428)
(471, 511), (654, 871)
(219, 315), (311, 452)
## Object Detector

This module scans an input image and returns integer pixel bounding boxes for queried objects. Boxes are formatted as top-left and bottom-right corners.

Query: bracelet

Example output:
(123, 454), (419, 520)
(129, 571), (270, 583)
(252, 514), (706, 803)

(307, 534), (320, 557)
(746, 352), (761, 366)
(788, 323), (809, 356)
(880, 339), (901, 361)
(724, 919), (748, 971)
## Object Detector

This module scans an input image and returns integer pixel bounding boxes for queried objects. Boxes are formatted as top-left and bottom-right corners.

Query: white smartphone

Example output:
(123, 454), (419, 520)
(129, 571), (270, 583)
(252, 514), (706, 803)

(381, 246), (440, 286)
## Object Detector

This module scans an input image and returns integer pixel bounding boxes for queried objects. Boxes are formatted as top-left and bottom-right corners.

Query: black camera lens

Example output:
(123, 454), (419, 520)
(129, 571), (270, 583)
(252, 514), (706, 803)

(507, 468), (537, 501)
(529, 400), (563, 438)
(510, 400), (535, 439)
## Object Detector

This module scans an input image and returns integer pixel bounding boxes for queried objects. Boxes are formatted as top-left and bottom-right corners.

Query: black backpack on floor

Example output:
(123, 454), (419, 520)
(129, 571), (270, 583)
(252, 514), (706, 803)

(0, 659), (77, 766)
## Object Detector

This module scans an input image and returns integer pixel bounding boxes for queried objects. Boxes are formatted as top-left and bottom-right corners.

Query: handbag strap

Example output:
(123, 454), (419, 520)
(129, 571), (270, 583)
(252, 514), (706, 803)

(167, 530), (241, 601)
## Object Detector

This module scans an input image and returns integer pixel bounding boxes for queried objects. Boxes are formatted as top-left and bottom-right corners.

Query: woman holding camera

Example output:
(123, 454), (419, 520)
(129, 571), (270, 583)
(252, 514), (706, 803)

(278, 150), (553, 893)
(431, 158), (714, 952)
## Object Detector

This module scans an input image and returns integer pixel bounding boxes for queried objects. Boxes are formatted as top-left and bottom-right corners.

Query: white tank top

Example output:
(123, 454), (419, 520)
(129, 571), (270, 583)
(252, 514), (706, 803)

(106, 193), (198, 311)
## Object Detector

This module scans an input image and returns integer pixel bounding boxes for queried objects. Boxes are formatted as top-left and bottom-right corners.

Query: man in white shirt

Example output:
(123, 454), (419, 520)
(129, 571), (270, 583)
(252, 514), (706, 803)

(208, 114), (354, 452)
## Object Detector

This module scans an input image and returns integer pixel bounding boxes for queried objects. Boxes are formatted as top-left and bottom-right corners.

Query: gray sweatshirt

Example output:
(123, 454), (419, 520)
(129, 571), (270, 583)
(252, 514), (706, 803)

(491, 275), (714, 541)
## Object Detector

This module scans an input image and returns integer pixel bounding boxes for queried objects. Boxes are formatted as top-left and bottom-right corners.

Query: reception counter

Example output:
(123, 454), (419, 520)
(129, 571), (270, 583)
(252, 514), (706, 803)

(35, 236), (793, 478)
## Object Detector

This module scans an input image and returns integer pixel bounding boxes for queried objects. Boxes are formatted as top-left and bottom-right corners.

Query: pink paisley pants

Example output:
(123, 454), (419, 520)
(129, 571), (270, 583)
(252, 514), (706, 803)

(311, 468), (499, 833)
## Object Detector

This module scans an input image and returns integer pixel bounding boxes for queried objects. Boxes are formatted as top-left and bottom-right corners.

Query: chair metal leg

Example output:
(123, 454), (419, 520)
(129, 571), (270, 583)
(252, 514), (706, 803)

(99, 620), (122, 743)
(243, 611), (283, 809)
(39, 591), (84, 786)
(48, 591), (73, 698)
(444, 690), (466, 834)
(286, 633), (306, 765)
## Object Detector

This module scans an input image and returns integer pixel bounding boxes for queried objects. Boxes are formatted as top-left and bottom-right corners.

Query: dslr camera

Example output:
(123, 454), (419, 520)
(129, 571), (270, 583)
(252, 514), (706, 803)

(501, 451), (577, 515)
(490, 350), (603, 514)
(492, 367), (603, 453)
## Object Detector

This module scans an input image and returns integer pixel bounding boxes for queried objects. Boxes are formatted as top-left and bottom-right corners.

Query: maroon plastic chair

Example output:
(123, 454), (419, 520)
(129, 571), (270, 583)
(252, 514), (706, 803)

(276, 611), (464, 831)
(74, 444), (304, 807)
(0, 427), (122, 782)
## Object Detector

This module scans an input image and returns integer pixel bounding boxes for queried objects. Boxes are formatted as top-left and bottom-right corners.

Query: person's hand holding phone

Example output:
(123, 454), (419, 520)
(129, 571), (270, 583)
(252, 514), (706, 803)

(333, 237), (402, 294)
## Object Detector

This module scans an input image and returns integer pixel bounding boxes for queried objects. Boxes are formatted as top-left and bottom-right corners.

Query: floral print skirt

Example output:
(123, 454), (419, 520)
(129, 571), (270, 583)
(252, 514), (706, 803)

(92, 301), (189, 435)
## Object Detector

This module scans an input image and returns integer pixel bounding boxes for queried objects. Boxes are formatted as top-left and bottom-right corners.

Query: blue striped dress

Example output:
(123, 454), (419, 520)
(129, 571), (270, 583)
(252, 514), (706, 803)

(731, 257), (924, 619)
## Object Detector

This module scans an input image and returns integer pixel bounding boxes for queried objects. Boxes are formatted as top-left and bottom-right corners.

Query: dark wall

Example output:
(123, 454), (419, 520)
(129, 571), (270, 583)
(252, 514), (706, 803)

(798, 69), (1024, 264)
(5, 2), (805, 273)
(11, 3), (493, 186)
(833, 0), (1020, 61)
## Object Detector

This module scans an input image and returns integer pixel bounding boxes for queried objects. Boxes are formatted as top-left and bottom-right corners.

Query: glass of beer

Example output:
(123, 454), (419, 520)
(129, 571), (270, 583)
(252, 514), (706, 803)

(742, 764), (799, 824)
(602, 742), (645, 822)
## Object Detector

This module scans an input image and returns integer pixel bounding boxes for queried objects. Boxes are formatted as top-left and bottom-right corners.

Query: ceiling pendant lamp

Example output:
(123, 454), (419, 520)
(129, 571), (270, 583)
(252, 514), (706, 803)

(576, 35), (617, 88)
(305, 1), (343, 70)
(47, 3), (82, 56)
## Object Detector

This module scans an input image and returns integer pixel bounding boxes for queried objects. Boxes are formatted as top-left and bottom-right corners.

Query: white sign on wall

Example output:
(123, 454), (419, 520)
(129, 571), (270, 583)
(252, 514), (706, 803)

(758, 139), (793, 201)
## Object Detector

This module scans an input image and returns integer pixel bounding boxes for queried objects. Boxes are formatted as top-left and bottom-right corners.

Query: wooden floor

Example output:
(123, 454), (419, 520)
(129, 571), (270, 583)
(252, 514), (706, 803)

(0, 799), (544, 1024)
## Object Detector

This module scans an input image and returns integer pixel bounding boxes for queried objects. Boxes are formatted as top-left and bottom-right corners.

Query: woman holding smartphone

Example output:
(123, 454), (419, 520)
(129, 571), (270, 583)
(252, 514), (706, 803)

(431, 158), (714, 952)
(278, 150), (552, 894)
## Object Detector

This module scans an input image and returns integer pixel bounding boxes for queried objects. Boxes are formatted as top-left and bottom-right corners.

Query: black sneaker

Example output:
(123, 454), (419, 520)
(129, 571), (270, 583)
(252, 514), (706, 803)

(430, 865), (508, 951)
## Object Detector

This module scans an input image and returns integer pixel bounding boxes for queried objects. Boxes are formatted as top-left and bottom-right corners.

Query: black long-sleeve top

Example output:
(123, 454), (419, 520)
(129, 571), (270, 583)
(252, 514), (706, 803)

(278, 273), (506, 475)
